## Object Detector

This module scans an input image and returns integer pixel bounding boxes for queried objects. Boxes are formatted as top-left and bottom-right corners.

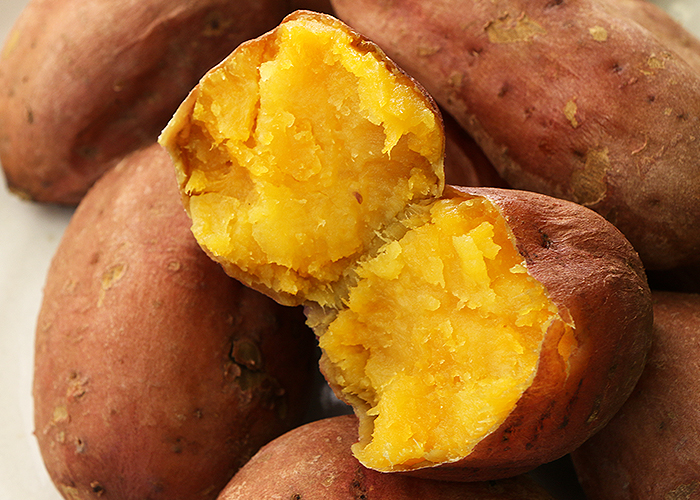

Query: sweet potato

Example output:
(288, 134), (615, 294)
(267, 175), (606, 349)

(442, 110), (509, 188)
(571, 291), (700, 500)
(218, 415), (556, 499)
(329, 0), (700, 271)
(0, 0), (290, 204)
(160, 11), (653, 480)
(33, 143), (317, 500)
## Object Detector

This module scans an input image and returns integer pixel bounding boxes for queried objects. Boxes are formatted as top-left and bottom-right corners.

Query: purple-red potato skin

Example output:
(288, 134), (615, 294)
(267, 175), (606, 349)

(330, 0), (700, 270)
(33, 143), (317, 500)
(217, 415), (556, 500)
(383, 186), (652, 481)
(0, 0), (290, 205)
(572, 292), (700, 500)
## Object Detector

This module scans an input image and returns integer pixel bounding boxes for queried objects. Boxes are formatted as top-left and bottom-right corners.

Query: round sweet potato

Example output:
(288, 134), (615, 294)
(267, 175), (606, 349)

(33, 143), (317, 500)
(160, 11), (653, 481)
(218, 415), (556, 499)
(329, 0), (700, 271)
(0, 0), (290, 204)
(571, 291), (700, 500)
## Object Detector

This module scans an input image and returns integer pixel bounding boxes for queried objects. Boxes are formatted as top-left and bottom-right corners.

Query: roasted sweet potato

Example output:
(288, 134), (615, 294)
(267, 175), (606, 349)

(329, 0), (700, 270)
(217, 415), (556, 499)
(571, 291), (700, 500)
(160, 11), (653, 480)
(0, 0), (290, 204)
(33, 143), (317, 500)
(442, 110), (509, 188)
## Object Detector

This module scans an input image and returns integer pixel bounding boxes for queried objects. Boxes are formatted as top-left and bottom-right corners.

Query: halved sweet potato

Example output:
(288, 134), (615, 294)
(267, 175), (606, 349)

(160, 11), (653, 480)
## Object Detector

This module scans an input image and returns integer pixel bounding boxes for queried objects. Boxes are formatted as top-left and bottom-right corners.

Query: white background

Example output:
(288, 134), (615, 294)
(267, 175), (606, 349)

(1, 1), (699, 499)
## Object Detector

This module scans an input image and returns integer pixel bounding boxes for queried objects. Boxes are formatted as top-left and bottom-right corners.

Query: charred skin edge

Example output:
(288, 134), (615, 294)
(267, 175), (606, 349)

(160, 10), (445, 309)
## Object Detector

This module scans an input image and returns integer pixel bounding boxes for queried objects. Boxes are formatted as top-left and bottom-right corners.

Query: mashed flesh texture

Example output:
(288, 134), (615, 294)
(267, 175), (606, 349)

(318, 197), (560, 471)
(171, 17), (443, 305)
(162, 13), (568, 472)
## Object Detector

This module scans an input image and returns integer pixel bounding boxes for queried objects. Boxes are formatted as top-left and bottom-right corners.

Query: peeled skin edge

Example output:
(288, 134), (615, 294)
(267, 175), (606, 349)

(160, 11), (653, 480)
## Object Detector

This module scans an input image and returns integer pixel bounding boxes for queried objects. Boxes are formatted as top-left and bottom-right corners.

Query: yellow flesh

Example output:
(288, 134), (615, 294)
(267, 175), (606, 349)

(319, 196), (559, 470)
(168, 15), (443, 305)
(160, 12), (568, 472)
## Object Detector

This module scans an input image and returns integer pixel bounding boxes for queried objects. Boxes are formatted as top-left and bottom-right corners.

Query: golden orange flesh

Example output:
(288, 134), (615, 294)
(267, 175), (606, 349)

(160, 11), (570, 473)
(161, 12), (444, 306)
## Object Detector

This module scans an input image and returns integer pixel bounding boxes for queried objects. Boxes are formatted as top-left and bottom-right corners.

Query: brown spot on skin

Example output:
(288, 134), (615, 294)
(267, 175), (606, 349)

(75, 437), (86, 454)
(353, 191), (363, 204)
(564, 99), (579, 128)
(589, 26), (608, 42)
(98, 263), (127, 306)
(665, 481), (699, 500)
(90, 482), (105, 496)
(571, 147), (609, 205)
(232, 340), (262, 370)
(486, 13), (546, 43)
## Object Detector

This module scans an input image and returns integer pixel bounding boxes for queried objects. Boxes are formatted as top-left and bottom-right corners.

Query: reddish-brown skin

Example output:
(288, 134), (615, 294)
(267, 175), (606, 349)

(0, 0), (290, 205)
(330, 0), (700, 270)
(571, 292), (700, 500)
(324, 186), (652, 482)
(435, 186), (652, 479)
(33, 143), (317, 500)
(442, 110), (510, 188)
(217, 415), (556, 500)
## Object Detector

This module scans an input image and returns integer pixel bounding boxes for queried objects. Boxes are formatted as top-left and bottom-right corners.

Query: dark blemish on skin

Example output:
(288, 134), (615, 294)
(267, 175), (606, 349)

(611, 62), (623, 73)
(90, 481), (105, 496)
(291, 494), (302, 500)
(648, 95), (656, 103)
(558, 415), (570, 430)
(498, 82), (510, 98)
(545, 0), (564, 7)
(26, 106), (34, 124)
(539, 230), (553, 249)
(75, 437), (86, 454)
(353, 191), (363, 204)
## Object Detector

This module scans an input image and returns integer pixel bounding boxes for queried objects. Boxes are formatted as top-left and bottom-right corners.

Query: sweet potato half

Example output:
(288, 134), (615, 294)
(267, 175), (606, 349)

(33, 143), (317, 499)
(329, 0), (700, 271)
(160, 11), (653, 480)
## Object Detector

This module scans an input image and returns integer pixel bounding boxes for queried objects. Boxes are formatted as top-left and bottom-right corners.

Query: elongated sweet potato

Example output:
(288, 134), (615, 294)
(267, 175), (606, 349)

(571, 291), (700, 500)
(0, 0), (290, 204)
(217, 415), (557, 499)
(160, 11), (653, 480)
(329, 0), (700, 270)
(33, 143), (317, 500)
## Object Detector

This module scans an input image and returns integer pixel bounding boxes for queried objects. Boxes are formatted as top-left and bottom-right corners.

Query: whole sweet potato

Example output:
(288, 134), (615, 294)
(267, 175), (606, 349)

(218, 415), (556, 499)
(571, 291), (700, 500)
(33, 143), (317, 500)
(330, 0), (700, 270)
(160, 11), (653, 481)
(0, 0), (290, 204)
